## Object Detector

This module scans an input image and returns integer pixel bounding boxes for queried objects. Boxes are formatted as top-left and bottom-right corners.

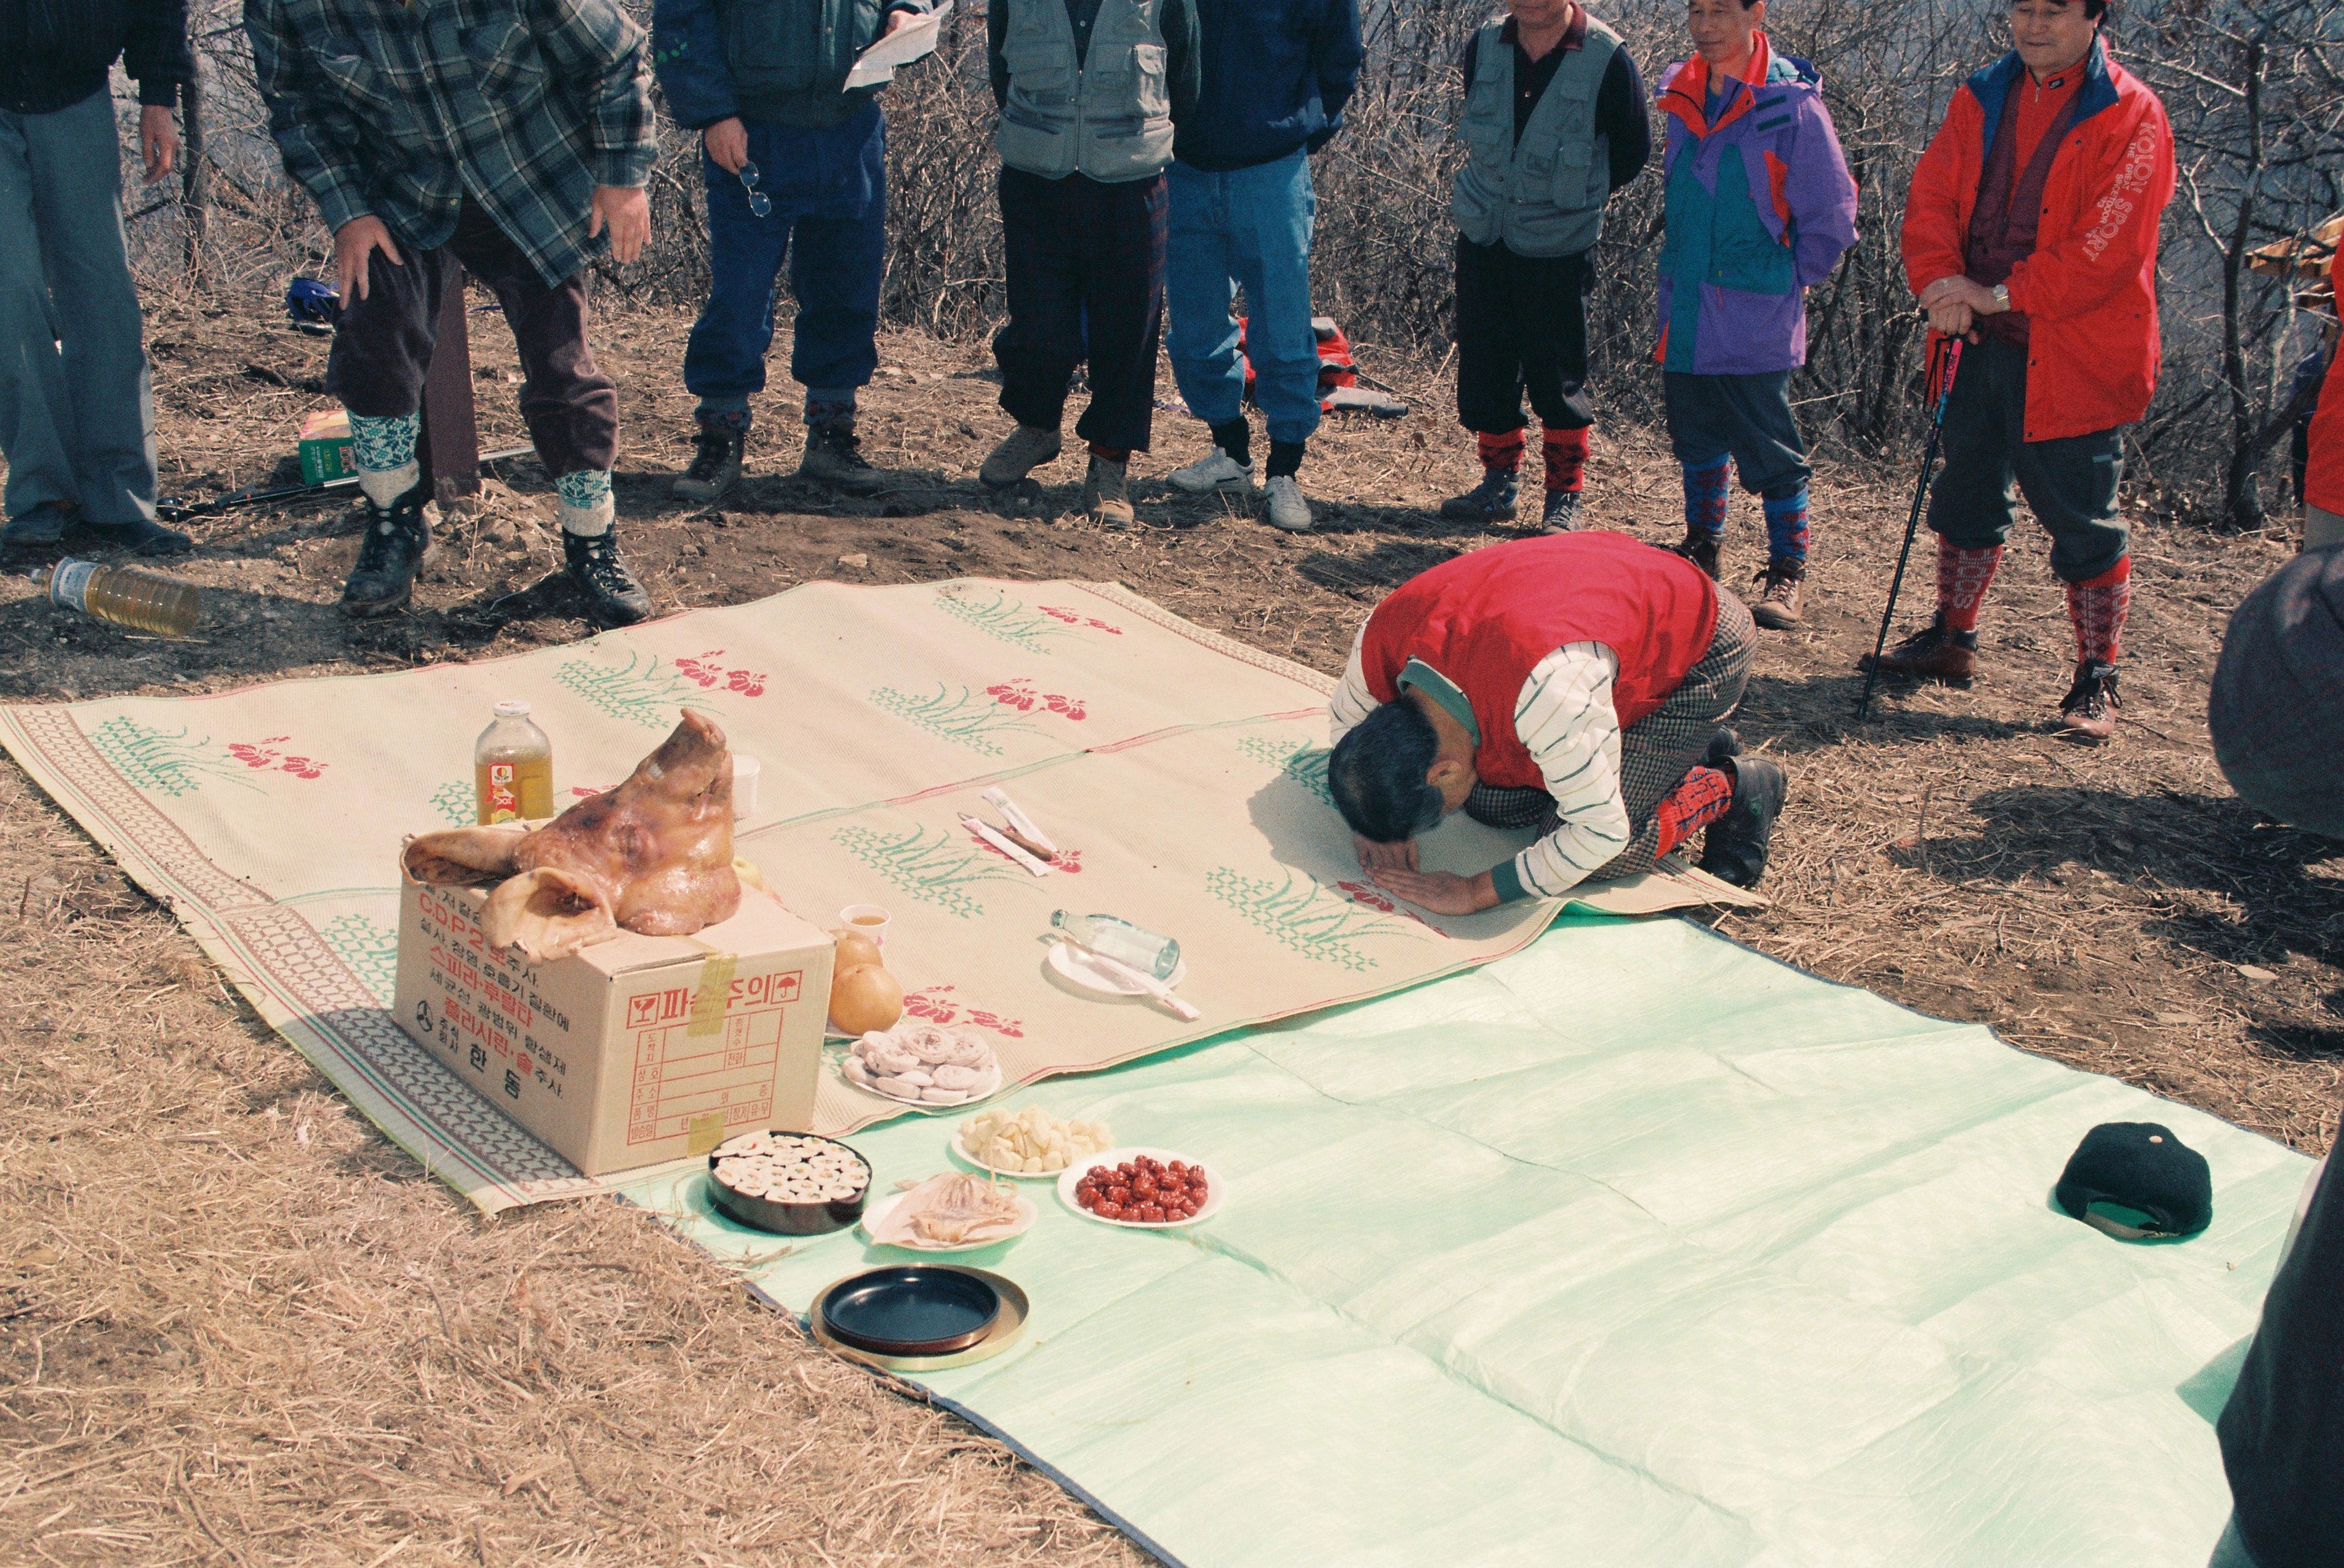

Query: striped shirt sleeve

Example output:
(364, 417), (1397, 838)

(1327, 620), (1378, 747)
(1499, 642), (1629, 901)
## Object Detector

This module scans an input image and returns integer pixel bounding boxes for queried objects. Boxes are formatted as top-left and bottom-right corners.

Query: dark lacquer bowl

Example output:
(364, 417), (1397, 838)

(706, 1132), (872, 1236)
(817, 1265), (1005, 1357)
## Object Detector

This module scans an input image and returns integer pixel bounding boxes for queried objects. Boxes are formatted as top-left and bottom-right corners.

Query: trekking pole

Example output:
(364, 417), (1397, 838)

(1855, 333), (1965, 720)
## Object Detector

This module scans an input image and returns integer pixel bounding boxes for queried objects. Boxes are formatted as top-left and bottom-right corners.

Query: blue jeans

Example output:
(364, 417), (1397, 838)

(683, 106), (886, 418)
(1165, 151), (1321, 447)
(0, 90), (157, 525)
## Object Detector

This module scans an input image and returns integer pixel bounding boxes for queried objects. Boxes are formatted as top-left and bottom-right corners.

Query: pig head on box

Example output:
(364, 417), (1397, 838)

(400, 709), (742, 961)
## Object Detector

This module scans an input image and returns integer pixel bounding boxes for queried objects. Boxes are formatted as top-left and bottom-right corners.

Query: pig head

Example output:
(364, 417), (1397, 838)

(401, 709), (742, 961)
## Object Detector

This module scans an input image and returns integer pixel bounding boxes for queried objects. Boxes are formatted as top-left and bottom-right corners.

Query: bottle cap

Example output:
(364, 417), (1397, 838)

(493, 699), (532, 718)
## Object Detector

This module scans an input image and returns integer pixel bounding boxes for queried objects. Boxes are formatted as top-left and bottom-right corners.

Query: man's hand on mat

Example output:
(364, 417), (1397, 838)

(590, 186), (651, 264)
(334, 216), (403, 303)
(703, 117), (749, 174)
(1354, 833), (1419, 873)
(1370, 867), (1499, 916)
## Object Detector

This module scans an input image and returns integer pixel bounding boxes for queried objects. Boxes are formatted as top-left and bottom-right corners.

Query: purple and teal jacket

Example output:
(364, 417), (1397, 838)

(1653, 34), (1857, 376)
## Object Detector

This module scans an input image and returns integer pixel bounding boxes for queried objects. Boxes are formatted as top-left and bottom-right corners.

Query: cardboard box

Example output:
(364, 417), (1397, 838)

(299, 409), (356, 485)
(392, 880), (834, 1176)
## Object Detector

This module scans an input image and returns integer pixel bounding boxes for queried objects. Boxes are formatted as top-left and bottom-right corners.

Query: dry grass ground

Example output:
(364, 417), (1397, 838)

(0, 280), (2338, 1563)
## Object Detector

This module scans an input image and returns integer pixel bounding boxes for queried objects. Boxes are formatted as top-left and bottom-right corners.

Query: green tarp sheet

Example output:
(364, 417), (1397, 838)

(622, 914), (2305, 1568)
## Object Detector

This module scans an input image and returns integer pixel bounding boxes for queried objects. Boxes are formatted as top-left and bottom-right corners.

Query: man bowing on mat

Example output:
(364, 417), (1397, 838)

(1326, 533), (1786, 911)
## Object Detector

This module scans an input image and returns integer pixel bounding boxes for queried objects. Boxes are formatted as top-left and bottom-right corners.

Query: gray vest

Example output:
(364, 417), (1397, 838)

(1450, 18), (1620, 257)
(995, 0), (1174, 183)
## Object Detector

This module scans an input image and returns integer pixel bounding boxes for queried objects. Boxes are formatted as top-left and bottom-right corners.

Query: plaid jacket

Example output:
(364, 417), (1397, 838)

(247, 0), (657, 286)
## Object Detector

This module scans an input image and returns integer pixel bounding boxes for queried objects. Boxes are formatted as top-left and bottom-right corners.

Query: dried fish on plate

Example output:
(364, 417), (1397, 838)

(865, 1172), (1034, 1249)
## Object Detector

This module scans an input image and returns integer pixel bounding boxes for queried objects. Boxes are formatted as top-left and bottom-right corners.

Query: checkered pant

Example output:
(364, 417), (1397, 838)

(1463, 593), (1756, 882)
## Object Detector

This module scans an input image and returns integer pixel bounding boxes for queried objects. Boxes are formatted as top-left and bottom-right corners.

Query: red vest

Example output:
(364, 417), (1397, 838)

(1360, 534), (1720, 790)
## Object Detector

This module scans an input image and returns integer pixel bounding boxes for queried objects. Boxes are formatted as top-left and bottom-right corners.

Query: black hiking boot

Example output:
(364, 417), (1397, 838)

(2056, 660), (2121, 744)
(563, 530), (653, 627)
(1700, 753), (1788, 889)
(340, 483), (433, 618)
(674, 422), (745, 502)
(1539, 489), (1581, 533)
(88, 517), (194, 556)
(1671, 530), (1722, 580)
(1439, 469), (1518, 524)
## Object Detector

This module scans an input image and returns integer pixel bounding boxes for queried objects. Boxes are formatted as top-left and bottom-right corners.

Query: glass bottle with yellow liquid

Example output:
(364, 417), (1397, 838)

(475, 701), (554, 824)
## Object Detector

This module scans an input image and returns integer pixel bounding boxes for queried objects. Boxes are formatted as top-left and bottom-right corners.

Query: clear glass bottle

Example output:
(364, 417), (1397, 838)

(37, 558), (202, 637)
(1050, 910), (1180, 979)
(474, 700), (554, 824)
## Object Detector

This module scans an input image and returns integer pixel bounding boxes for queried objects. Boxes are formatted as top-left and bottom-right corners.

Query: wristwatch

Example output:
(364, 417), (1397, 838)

(1989, 283), (2011, 313)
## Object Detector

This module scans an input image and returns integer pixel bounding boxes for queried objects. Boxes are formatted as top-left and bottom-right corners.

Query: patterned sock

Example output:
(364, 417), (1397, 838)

(1654, 765), (1735, 857)
(348, 410), (420, 508)
(1760, 485), (1810, 565)
(1681, 457), (1730, 539)
(1935, 540), (2004, 632)
(1542, 426), (1589, 493)
(804, 388), (858, 431)
(697, 405), (752, 435)
(2065, 556), (2133, 665)
(555, 469), (615, 537)
(1210, 417), (1252, 468)
(1477, 429), (1525, 475)
(1088, 443), (1130, 463)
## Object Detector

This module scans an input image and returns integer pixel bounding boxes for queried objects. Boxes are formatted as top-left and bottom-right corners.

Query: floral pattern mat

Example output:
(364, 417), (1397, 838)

(0, 579), (1752, 1211)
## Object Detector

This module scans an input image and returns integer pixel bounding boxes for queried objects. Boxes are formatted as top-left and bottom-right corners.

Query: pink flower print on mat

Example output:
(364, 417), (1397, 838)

(902, 985), (1026, 1038)
(984, 678), (1087, 721)
(1335, 878), (1433, 929)
(227, 736), (327, 780)
(1039, 605), (1124, 636)
(672, 649), (767, 698)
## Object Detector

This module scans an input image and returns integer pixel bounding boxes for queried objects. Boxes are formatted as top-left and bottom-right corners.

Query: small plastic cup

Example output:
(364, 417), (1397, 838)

(731, 755), (761, 819)
(839, 904), (891, 946)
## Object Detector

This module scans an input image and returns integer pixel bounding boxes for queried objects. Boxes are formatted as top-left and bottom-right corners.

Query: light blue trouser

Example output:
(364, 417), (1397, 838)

(1164, 151), (1322, 448)
(0, 90), (157, 525)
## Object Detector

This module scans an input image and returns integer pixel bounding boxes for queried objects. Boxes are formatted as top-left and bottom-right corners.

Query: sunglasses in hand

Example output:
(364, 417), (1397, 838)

(737, 160), (772, 218)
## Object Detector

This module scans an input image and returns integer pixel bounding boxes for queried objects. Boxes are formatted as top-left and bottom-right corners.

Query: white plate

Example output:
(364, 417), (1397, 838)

(860, 1186), (1037, 1251)
(951, 1121), (1115, 1181)
(1046, 941), (1189, 997)
(1056, 1146), (1225, 1229)
(841, 1056), (1002, 1108)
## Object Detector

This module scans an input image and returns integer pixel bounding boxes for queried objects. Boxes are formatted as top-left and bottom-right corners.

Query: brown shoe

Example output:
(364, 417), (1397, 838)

(1858, 614), (1977, 684)
(2056, 661), (2121, 743)
(1672, 531), (1721, 580)
(1750, 558), (1805, 628)
(1079, 453), (1134, 527)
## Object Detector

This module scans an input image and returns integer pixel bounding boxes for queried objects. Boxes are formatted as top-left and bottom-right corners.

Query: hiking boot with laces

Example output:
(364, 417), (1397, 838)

(674, 422), (745, 502)
(1699, 753), (1788, 889)
(1169, 447), (1256, 496)
(563, 530), (653, 627)
(1262, 474), (1314, 533)
(1671, 530), (1722, 580)
(340, 482), (434, 618)
(1439, 469), (1518, 524)
(1859, 614), (1978, 684)
(2056, 660), (2121, 743)
(980, 425), (1063, 488)
(797, 423), (884, 493)
(1751, 558), (1806, 629)
(1078, 452), (1134, 527)
(1539, 489), (1581, 534)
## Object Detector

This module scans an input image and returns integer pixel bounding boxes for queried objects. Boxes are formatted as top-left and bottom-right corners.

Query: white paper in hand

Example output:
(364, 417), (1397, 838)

(844, 0), (952, 88)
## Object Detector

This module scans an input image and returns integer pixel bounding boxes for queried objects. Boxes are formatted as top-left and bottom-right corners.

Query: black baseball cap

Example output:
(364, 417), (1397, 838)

(2055, 1122), (2213, 1240)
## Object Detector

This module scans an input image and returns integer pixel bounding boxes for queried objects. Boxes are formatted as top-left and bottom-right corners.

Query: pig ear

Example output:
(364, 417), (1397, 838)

(482, 867), (617, 961)
(401, 824), (529, 885)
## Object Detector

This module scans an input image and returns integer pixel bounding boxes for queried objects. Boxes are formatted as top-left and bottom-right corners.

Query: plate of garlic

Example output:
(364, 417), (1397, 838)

(953, 1104), (1116, 1179)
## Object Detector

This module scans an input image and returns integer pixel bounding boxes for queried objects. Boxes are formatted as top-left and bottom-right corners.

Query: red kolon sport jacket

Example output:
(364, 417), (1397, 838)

(1901, 37), (2175, 443)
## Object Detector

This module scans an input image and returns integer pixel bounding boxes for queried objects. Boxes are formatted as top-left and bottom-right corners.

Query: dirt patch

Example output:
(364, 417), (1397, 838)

(1, 284), (2339, 1561)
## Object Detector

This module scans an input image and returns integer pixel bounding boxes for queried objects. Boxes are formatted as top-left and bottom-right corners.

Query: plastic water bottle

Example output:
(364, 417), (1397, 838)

(36, 558), (202, 638)
(1050, 910), (1180, 979)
